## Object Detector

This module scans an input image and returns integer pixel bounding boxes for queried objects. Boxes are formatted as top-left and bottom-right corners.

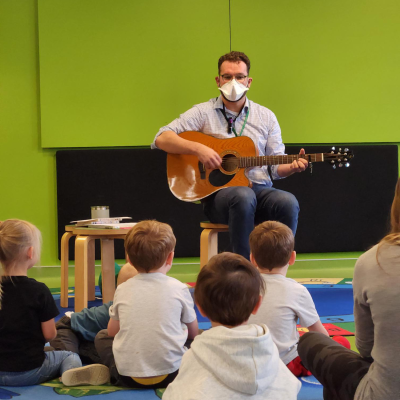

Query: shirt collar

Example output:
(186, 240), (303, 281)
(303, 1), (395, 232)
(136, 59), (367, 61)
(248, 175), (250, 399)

(214, 95), (250, 115)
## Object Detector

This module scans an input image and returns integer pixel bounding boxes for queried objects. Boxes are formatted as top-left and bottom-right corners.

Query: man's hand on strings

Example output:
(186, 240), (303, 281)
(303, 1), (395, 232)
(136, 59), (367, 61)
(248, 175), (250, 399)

(196, 144), (222, 170)
(290, 148), (308, 173)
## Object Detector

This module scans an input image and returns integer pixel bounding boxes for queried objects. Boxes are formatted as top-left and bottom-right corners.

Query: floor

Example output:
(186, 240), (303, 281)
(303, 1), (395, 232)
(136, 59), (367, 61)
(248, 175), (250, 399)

(28, 252), (362, 289)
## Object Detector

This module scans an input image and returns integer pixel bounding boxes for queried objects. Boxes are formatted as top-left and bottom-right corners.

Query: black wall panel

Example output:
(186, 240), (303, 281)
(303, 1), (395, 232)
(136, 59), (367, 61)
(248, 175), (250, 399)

(56, 145), (398, 259)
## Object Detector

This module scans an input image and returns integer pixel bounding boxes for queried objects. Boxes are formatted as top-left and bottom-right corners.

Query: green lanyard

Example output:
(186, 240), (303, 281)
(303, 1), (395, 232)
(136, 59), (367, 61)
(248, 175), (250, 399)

(232, 107), (249, 137)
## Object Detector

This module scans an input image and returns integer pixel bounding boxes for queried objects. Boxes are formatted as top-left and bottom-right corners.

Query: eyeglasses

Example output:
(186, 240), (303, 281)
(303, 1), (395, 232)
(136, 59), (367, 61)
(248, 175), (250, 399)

(220, 74), (248, 83)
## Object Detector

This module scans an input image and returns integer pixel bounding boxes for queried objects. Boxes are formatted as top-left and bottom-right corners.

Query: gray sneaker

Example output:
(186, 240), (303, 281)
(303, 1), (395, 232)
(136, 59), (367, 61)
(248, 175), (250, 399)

(61, 364), (110, 386)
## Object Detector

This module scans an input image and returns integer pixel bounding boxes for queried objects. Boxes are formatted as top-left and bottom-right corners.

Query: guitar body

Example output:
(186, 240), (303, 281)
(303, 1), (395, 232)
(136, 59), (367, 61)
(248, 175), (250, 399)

(167, 131), (258, 202)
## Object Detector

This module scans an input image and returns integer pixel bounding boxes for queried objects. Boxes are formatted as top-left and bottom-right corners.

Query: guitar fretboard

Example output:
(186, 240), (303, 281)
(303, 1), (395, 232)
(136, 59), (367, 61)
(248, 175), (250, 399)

(239, 154), (324, 168)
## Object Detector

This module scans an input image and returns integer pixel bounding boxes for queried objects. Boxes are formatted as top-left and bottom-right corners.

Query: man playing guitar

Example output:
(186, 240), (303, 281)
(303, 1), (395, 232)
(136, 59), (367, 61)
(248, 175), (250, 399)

(152, 51), (308, 260)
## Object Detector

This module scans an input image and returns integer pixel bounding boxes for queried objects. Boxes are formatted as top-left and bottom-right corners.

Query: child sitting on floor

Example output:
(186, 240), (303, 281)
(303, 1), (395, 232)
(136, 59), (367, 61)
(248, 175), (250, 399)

(0, 219), (109, 387)
(248, 220), (348, 377)
(50, 263), (138, 364)
(163, 252), (300, 399)
(94, 220), (198, 389)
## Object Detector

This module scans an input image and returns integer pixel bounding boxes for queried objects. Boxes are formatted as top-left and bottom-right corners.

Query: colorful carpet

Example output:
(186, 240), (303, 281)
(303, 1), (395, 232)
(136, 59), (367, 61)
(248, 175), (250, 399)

(0, 279), (355, 400)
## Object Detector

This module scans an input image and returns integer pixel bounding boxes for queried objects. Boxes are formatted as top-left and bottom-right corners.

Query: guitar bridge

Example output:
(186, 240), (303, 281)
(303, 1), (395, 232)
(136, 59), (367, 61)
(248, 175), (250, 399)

(198, 161), (206, 180)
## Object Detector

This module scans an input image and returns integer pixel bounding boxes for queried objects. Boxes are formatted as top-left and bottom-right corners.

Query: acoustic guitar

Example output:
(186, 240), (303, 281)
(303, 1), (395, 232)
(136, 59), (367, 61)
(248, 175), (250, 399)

(167, 131), (353, 202)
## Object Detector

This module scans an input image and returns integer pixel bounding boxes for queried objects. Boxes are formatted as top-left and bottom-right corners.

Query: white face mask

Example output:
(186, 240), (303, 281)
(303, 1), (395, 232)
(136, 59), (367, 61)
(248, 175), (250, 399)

(218, 79), (249, 102)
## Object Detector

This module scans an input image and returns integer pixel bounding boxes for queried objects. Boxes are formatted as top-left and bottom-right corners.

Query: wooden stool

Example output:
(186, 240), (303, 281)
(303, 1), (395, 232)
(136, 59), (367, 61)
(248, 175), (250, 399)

(60, 226), (80, 308)
(200, 222), (229, 269)
(60, 226), (128, 312)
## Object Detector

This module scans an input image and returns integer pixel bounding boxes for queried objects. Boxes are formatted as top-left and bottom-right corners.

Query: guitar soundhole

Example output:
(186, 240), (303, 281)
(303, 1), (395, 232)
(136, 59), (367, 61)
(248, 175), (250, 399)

(208, 154), (238, 187)
(221, 154), (238, 173)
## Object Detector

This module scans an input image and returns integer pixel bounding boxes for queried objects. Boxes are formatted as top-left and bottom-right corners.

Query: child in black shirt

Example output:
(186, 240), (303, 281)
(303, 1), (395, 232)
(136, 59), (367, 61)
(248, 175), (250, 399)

(0, 219), (109, 386)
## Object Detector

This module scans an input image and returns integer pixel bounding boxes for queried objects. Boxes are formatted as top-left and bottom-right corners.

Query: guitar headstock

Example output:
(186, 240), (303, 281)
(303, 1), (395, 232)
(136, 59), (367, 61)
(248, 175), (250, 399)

(324, 147), (354, 169)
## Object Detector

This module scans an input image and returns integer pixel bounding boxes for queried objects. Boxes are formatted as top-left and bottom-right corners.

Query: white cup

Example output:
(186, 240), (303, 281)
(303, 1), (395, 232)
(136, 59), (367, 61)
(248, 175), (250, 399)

(91, 206), (109, 219)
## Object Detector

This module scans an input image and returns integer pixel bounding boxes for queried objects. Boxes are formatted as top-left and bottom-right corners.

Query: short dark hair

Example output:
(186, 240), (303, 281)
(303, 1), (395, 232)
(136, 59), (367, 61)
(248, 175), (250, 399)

(195, 252), (265, 326)
(250, 221), (294, 271)
(125, 220), (176, 273)
(218, 51), (251, 75)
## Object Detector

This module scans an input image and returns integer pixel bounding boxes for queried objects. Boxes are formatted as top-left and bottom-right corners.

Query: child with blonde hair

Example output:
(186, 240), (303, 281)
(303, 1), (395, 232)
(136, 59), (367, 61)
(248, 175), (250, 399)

(0, 219), (109, 386)
(94, 220), (198, 389)
(248, 220), (335, 377)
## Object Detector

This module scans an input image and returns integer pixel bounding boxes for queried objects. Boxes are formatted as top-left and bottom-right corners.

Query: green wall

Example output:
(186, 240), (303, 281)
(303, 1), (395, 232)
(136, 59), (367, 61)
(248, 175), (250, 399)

(0, 0), (399, 266)
(39, 0), (229, 148)
(0, 0), (58, 266)
(38, 0), (400, 147)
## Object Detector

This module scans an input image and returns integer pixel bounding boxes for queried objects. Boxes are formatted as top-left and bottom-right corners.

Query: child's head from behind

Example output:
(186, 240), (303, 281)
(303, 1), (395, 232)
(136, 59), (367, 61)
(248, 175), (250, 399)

(0, 219), (42, 274)
(125, 220), (176, 273)
(250, 221), (294, 271)
(195, 252), (265, 327)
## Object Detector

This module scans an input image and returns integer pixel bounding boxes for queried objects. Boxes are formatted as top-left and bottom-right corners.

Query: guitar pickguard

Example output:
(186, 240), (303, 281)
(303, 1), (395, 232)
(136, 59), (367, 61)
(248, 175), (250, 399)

(209, 169), (235, 187)
(208, 153), (238, 187)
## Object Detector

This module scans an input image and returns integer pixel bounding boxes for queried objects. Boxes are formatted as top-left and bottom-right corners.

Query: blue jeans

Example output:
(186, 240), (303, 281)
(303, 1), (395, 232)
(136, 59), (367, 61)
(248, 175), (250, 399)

(0, 351), (82, 386)
(203, 184), (299, 259)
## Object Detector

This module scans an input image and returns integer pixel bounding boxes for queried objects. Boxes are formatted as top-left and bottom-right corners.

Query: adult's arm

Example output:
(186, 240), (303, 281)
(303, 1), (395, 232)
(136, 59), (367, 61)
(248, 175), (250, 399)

(353, 257), (374, 358)
(156, 131), (221, 169)
(263, 111), (308, 178)
(153, 103), (222, 169)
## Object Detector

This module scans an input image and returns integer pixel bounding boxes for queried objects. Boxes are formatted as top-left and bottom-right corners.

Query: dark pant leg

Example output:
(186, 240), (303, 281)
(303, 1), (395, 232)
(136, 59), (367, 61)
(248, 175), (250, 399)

(202, 186), (257, 260)
(298, 332), (372, 400)
(50, 316), (100, 364)
(50, 316), (80, 354)
(78, 340), (101, 364)
(94, 329), (178, 389)
(94, 329), (124, 386)
(253, 187), (300, 235)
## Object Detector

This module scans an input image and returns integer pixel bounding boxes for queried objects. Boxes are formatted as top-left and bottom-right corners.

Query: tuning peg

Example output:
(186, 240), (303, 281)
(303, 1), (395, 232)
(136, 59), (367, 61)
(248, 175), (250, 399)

(345, 163), (350, 167)
(338, 159), (342, 162)
(339, 163), (343, 168)
(344, 148), (349, 152)
(332, 164), (336, 169)
(331, 160), (335, 164)
(339, 148), (342, 152)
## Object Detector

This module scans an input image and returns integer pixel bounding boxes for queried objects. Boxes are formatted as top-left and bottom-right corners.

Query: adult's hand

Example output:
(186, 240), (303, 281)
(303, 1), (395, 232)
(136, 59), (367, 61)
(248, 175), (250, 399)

(196, 143), (222, 170)
(290, 148), (308, 173)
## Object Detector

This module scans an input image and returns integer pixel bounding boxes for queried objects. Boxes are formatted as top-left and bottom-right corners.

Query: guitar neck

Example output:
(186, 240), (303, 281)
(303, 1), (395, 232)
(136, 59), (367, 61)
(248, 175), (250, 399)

(239, 153), (324, 167)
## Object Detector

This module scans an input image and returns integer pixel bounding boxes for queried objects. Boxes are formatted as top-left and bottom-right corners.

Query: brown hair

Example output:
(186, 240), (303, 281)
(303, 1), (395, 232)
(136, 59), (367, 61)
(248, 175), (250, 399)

(250, 221), (294, 271)
(195, 252), (265, 326)
(124, 220), (176, 273)
(377, 178), (400, 262)
(218, 51), (251, 75)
